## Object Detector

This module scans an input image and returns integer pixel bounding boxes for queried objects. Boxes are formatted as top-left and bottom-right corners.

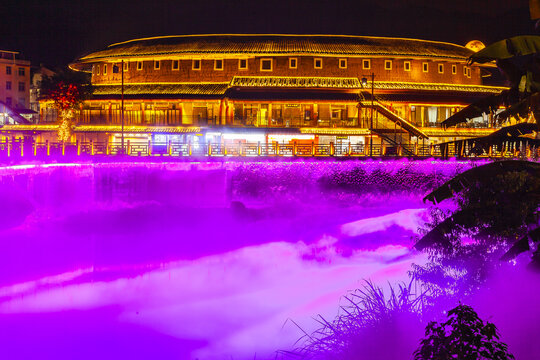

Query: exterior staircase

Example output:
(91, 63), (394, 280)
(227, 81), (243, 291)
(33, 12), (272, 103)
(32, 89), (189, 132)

(0, 101), (31, 125)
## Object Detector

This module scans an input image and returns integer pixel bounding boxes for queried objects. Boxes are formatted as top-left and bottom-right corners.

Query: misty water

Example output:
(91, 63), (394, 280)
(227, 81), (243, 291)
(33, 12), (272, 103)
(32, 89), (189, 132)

(0, 159), (537, 359)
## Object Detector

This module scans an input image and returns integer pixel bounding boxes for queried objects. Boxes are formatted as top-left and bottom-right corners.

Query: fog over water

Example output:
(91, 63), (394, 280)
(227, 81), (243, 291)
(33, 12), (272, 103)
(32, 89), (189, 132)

(2, 159), (534, 359)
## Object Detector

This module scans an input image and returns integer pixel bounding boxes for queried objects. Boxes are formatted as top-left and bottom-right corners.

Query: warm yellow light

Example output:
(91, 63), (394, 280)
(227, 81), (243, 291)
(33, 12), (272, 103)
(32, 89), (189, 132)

(465, 40), (486, 52)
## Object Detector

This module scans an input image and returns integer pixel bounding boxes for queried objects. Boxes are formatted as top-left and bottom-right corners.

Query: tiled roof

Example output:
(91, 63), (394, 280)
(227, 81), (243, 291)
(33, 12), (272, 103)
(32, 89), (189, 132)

(420, 127), (496, 137)
(300, 127), (371, 135)
(371, 81), (506, 93)
(0, 124), (59, 132)
(93, 83), (229, 96)
(74, 125), (201, 133)
(231, 76), (360, 88)
(88, 79), (506, 102)
(75, 34), (474, 63)
(0, 124), (202, 134)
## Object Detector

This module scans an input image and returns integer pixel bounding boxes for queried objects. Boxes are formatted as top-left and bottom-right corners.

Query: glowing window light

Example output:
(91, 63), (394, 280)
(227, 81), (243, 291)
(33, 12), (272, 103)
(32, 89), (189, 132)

(223, 133), (266, 142)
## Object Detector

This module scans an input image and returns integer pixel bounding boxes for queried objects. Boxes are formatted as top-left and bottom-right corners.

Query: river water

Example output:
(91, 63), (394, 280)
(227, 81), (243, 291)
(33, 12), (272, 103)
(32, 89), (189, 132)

(0, 159), (481, 359)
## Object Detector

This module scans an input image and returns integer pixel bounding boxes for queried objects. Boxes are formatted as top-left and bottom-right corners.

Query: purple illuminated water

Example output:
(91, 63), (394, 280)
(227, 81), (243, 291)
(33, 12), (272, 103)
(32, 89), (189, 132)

(0, 159), (536, 359)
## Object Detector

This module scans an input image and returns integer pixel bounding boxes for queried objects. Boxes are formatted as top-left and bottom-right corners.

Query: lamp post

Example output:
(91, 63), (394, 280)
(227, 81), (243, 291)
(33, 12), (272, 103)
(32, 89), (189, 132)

(361, 73), (375, 156)
(113, 61), (125, 155)
(121, 59), (125, 155)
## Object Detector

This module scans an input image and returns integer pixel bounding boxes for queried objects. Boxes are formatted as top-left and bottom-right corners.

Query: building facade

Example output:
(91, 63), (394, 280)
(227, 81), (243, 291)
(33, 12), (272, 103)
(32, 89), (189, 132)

(0, 50), (32, 125)
(10, 35), (508, 149)
(29, 65), (56, 123)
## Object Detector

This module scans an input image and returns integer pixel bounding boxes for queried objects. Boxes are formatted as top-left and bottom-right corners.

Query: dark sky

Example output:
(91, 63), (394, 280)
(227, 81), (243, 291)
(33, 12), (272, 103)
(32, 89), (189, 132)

(0, 0), (535, 68)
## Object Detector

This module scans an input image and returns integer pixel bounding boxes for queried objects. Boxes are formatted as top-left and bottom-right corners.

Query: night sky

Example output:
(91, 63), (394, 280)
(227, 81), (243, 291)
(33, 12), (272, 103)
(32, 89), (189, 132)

(0, 0), (535, 68)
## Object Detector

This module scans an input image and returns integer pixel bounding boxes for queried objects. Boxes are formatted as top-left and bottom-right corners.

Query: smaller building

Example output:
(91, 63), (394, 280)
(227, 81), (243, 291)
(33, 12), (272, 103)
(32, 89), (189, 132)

(0, 50), (33, 125)
(29, 65), (55, 123)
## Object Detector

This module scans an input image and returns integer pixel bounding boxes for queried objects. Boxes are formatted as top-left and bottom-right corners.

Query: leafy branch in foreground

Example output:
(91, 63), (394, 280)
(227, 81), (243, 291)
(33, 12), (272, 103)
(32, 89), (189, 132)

(414, 304), (514, 360)
(413, 160), (540, 298)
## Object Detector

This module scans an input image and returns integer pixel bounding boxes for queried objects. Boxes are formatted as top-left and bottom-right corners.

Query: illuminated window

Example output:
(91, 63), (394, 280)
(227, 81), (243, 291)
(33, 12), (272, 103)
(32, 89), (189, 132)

(239, 59), (248, 70)
(154, 60), (160, 70)
(124, 62), (129, 71)
(172, 60), (179, 70)
(404, 61), (411, 71)
(103, 64), (107, 75)
(339, 58), (347, 69)
(452, 64), (457, 74)
(423, 62), (428, 72)
(384, 60), (392, 70)
(137, 62), (143, 71)
(289, 58), (297, 69)
(5, 81), (11, 90)
(192, 59), (201, 70)
(438, 64), (444, 74)
(260, 58), (273, 71)
(314, 58), (323, 69)
(214, 59), (223, 70)
(18, 82), (25, 91)
(362, 59), (370, 70)
(6, 66), (11, 75)
(18, 68), (25, 76)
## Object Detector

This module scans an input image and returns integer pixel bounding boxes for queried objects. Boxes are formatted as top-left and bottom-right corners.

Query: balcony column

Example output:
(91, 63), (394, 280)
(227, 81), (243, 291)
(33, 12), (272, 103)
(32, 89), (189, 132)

(179, 103), (184, 125)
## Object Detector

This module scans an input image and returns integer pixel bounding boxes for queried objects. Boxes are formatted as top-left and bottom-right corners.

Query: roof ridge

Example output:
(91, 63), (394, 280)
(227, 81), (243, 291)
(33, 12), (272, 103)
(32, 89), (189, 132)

(107, 34), (467, 50)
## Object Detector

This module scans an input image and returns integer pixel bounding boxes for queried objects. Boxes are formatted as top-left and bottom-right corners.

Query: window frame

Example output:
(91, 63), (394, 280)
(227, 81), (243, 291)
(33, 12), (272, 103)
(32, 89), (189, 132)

(452, 64), (457, 75)
(18, 68), (25, 76)
(423, 62), (429, 73)
(6, 66), (11, 75)
(339, 58), (347, 69)
(18, 82), (25, 92)
(362, 59), (371, 70)
(404, 61), (411, 72)
(384, 60), (392, 70)
(123, 62), (129, 72)
(214, 59), (224, 71)
(238, 59), (248, 70)
(103, 64), (107, 75)
(289, 57), (298, 69)
(314, 58), (323, 69)
(192, 59), (201, 70)
(6, 81), (11, 90)
(260, 58), (273, 72)
(137, 62), (143, 71)
(438, 64), (444, 74)
(154, 60), (160, 70)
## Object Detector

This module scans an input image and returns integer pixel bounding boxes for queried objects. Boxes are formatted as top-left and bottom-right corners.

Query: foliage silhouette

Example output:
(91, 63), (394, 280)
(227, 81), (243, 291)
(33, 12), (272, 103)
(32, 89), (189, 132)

(40, 68), (92, 141)
(281, 280), (428, 360)
(414, 304), (514, 360)
(413, 160), (540, 298)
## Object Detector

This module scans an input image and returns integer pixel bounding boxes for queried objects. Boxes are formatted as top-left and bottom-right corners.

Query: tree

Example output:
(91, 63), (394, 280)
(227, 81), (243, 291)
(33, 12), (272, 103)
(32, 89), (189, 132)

(414, 304), (514, 360)
(412, 161), (540, 297)
(40, 68), (91, 141)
